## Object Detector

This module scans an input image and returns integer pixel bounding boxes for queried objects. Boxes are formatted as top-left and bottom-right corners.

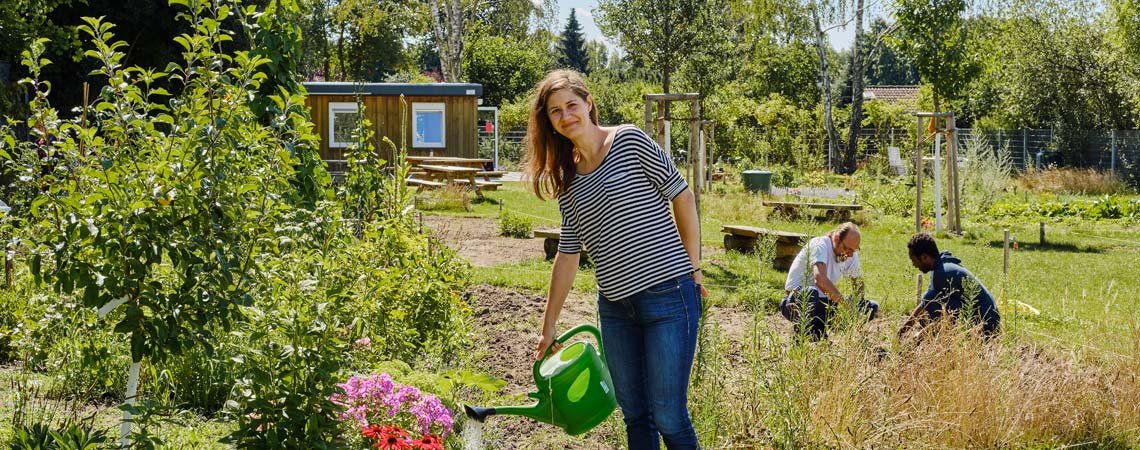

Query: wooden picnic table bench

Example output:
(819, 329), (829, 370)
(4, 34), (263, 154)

(762, 200), (863, 221)
(406, 178), (446, 189)
(721, 225), (809, 271)
(534, 229), (592, 267)
(419, 164), (486, 198)
(408, 156), (492, 170)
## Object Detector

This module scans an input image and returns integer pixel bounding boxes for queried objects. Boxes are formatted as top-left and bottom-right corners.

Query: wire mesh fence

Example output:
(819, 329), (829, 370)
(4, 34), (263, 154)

(477, 125), (1140, 186)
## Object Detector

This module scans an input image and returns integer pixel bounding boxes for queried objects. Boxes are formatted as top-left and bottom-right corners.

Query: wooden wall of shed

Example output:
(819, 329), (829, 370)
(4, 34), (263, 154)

(305, 94), (477, 162)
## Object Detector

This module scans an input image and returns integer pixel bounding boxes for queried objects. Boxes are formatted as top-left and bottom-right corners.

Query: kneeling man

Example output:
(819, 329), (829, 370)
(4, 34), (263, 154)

(780, 222), (878, 340)
(899, 233), (1001, 339)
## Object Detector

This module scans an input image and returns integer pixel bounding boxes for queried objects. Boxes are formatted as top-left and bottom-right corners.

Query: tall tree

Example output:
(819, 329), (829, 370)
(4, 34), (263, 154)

(559, 9), (589, 73)
(807, 0), (843, 170)
(842, 2), (899, 173)
(595, 0), (702, 94)
(429, 0), (464, 82)
(890, 0), (977, 112)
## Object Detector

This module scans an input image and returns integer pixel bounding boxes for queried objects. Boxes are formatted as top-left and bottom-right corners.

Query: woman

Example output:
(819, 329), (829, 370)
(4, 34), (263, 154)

(526, 69), (706, 449)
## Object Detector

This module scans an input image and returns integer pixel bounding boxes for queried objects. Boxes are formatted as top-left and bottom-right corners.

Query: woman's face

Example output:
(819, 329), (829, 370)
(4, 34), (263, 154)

(545, 89), (593, 140)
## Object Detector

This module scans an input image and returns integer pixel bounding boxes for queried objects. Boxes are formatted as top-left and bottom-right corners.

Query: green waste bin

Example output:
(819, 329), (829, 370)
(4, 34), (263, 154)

(741, 170), (773, 193)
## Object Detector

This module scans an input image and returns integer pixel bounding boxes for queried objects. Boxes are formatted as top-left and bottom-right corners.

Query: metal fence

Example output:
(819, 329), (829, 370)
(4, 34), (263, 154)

(477, 125), (1140, 185)
(861, 128), (1140, 184)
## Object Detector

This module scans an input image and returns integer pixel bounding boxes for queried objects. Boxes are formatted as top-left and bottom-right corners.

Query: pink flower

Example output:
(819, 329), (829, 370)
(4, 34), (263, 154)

(355, 337), (372, 349)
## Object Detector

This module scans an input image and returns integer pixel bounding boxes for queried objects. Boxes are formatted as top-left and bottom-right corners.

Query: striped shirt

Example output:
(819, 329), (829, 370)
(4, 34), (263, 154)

(557, 126), (693, 300)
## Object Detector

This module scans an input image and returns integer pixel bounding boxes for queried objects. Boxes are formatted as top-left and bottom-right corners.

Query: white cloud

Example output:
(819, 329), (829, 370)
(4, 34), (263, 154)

(573, 7), (593, 18)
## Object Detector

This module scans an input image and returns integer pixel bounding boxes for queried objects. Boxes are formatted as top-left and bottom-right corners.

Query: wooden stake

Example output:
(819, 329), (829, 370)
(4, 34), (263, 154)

(1003, 229), (1011, 276)
(1039, 222), (1045, 246)
(914, 117), (925, 233)
(915, 273), (924, 306)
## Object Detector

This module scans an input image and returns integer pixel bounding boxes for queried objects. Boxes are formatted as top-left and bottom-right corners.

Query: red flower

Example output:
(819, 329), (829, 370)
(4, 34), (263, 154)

(412, 434), (444, 450)
(361, 424), (384, 440)
(366, 425), (411, 450)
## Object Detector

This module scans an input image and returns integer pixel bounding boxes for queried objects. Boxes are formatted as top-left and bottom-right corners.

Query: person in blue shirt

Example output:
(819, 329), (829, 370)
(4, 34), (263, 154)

(899, 233), (1001, 339)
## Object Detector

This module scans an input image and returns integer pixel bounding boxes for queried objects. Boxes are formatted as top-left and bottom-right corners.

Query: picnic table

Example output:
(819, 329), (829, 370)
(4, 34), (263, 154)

(416, 164), (502, 198)
(762, 200), (863, 221)
(721, 225), (809, 271)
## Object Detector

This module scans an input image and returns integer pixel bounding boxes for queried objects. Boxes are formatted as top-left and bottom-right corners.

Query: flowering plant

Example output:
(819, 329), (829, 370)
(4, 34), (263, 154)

(330, 372), (454, 449)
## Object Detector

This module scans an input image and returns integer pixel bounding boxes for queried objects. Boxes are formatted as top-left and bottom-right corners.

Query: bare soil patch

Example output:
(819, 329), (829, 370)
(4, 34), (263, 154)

(424, 215), (544, 267)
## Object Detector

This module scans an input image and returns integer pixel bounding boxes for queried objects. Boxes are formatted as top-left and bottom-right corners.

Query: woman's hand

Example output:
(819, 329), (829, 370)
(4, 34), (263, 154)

(693, 269), (709, 297)
(535, 330), (562, 360)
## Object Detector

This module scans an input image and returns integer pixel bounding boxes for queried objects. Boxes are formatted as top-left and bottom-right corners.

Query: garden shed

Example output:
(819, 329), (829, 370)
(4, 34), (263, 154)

(303, 82), (484, 162)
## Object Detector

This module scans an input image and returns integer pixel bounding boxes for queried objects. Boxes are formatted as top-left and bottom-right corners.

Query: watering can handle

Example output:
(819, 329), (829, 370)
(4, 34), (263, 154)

(533, 324), (605, 381)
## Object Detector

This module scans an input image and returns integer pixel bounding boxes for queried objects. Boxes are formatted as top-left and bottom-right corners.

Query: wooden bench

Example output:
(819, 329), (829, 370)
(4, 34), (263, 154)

(406, 178), (446, 189)
(721, 225), (809, 271)
(762, 200), (863, 221)
(476, 170), (505, 181)
(534, 229), (592, 267)
(451, 179), (503, 191)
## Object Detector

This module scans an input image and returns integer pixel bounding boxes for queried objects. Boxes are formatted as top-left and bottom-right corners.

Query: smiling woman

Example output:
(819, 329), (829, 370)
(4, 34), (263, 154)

(519, 69), (706, 449)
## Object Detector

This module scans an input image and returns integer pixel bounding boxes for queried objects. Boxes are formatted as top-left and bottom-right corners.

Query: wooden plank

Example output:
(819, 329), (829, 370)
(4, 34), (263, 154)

(451, 179), (502, 190)
(406, 178), (445, 188)
(762, 201), (863, 211)
(534, 229), (561, 239)
(721, 225), (809, 240)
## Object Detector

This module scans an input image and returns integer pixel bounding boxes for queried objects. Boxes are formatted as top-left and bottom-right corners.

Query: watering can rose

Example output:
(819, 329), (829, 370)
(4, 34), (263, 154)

(330, 373), (454, 448)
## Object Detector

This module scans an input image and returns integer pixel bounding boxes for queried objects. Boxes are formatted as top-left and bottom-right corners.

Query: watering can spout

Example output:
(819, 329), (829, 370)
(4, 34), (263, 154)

(463, 404), (497, 423)
(464, 402), (552, 424)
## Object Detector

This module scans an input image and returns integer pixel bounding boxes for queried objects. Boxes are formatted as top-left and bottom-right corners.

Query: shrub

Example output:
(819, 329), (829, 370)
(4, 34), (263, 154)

(498, 211), (532, 239)
(960, 132), (1013, 214)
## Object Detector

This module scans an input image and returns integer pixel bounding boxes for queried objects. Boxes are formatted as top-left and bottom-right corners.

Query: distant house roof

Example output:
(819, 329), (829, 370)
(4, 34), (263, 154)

(303, 82), (483, 97)
(863, 85), (919, 104)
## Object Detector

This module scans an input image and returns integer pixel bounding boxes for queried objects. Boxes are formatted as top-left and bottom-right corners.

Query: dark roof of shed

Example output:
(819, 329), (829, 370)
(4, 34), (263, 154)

(303, 82), (483, 97)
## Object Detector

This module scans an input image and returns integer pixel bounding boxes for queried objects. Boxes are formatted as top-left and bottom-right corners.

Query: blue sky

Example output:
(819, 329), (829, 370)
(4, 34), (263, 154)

(557, 0), (861, 52)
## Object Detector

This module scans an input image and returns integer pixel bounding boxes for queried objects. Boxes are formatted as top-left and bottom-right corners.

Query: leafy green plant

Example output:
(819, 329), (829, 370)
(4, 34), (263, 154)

(0, 0), (332, 440)
(498, 210), (532, 238)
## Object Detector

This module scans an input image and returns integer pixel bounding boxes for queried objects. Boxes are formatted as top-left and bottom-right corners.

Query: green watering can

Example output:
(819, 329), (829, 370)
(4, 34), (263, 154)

(464, 324), (616, 436)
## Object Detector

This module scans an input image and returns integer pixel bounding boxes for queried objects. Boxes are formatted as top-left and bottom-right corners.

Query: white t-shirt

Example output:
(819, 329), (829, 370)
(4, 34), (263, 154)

(784, 235), (862, 292)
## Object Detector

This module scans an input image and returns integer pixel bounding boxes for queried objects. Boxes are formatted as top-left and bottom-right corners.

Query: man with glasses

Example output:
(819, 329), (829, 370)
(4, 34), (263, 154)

(779, 222), (878, 340)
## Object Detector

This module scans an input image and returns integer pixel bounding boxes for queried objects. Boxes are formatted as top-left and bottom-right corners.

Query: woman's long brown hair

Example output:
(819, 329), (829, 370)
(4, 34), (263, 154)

(523, 70), (598, 200)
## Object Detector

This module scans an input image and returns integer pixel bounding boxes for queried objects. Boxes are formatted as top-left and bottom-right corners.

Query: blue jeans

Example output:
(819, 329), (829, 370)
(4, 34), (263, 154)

(597, 274), (701, 450)
(779, 289), (879, 340)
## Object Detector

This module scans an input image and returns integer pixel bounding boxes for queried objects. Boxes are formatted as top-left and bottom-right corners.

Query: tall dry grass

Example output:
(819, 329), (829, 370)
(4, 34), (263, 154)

(691, 315), (1140, 449)
(1018, 168), (1132, 195)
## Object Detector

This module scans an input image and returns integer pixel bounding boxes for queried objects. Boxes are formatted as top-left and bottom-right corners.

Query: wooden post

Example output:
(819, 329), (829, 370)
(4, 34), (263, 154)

(655, 101), (666, 155)
(1039, 222), (1045, 246)
(690, 98), (702, 217)
(947, 116), (962, 234)
(1003, 229), (1011, 275)
(914, 117), (925, 233)
(644, 98), (654, 135)
(915, 273), (924, 306)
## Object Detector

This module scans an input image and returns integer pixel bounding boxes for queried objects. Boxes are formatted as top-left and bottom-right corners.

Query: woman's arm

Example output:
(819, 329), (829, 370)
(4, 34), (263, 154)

(671, 189), (707, 296)
(535, 251), (581, 359)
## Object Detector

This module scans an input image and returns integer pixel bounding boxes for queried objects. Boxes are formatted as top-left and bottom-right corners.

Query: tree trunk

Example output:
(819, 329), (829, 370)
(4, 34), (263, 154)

(843, 0), (866, 174)
(430, 0), (464, 82)
(336, 22), (346, 81)
(811, 6), (839, 172)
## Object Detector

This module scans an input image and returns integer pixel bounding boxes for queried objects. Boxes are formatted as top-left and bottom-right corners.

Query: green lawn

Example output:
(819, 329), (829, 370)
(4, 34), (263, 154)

(437, 180), (1140, 354)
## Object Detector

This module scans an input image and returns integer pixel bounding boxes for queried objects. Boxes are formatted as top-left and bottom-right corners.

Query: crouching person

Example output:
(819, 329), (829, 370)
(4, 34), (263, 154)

(899, 233), (1001, 340)
(779, 222), (879, 340)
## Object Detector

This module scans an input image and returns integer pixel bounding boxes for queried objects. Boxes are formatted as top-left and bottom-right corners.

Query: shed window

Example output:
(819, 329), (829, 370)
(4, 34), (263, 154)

(328, 102), (360, 148)
(413, 103), (446, 148)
